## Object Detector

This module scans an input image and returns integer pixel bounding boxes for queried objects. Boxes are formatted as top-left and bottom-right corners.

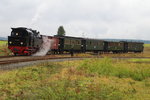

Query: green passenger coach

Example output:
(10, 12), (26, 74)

(85, 39), (105, 52)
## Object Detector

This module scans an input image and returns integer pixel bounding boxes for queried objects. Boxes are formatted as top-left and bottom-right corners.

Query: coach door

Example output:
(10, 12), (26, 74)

(81, 39), (86, 52)
(124, 42), (128, 53)
(104, 41), (108, 52)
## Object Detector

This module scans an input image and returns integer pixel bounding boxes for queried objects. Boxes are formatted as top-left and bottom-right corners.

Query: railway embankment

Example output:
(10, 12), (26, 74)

(0, 58), (150, 99)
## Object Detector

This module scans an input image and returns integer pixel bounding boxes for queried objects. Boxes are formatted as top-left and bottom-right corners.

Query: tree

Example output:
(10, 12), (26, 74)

(57, 26), (65, 36)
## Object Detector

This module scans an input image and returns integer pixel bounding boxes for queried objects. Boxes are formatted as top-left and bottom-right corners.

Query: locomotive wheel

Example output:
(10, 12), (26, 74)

(14, 53), (17, 56)
(24, 53), (28, 56)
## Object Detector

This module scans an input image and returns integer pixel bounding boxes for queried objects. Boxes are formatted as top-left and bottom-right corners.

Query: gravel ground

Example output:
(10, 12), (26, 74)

(0, 58), (85, 70)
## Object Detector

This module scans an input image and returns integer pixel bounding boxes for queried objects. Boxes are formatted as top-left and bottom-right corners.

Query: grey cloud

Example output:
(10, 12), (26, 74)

(0, 0), (150, 40)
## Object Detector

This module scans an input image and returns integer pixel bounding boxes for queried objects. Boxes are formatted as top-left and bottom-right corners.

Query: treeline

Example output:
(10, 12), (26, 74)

(104, 39), (150, 44)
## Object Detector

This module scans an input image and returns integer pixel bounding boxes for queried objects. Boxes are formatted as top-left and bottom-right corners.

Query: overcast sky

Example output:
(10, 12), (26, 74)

(0, 0), (150, 40)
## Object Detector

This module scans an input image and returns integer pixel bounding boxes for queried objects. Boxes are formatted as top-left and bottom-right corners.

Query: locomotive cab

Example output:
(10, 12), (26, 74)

(8, 28), (29, 47)
(11, 28), (29, 37)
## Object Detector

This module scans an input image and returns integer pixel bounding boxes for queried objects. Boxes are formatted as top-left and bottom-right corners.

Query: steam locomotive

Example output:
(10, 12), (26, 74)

(8, 27), (144, 56)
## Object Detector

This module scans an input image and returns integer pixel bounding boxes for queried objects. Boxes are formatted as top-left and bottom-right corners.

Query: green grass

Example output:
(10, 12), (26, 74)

(0, 58), (150, 100)
(0, 41), (11, 56)
(129, 58), (150, 63)
(0, 40), (7, 46)
(144, 44), (150, 47)
(78, 58), (150, 81)
(0, 62), (62, 99)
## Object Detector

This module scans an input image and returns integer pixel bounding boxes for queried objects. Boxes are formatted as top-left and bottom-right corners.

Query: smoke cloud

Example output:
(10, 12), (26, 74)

(33, 36), (53, 56)
(31, 1), (48, 25)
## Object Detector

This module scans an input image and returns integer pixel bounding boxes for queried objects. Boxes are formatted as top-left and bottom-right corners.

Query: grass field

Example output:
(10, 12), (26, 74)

(0, 41), (150, 99)
(0, 41), (11, 56)
(0, 41), (7, 46)
(129, 58), (150, 63)
(0, 58), (150, 100)
(144, 44), (150, 47)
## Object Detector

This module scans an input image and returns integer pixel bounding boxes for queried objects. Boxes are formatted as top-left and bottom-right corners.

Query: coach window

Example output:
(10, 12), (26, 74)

(79, 41), (81, 44)
(65, 40), (68, 44)
(75, 40), (78, 44)
(94, 41), (96, 45)
(72, 40), (74, 45)
(109, 43), (112, 46)
(72, 41), (74, 45)
(66, 40), (68, 44)
(69, 40), (71, 44)
(90, 41), (92, 45)
(96, 42), (98, 45)
(77, 40), (80, 44)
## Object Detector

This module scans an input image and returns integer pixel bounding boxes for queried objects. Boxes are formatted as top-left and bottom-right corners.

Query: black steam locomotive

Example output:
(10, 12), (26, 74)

(8, 27), (43, 55)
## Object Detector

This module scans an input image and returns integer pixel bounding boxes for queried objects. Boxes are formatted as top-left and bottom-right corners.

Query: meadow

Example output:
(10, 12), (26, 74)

(144, 44), (150, 47)
(0, 41), (7, 45)
(0, 41), (150, 99)
(0, 41), (11, 56)
(0, 58), (150, 100)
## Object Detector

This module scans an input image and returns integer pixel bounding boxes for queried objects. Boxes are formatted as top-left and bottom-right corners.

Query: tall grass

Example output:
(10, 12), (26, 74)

(0, 59), (150, 99)
(0, 62), (63, 99)
(0, 41), (12, 56)
(78, 58), (150, 81)
(30, 79), (126, 100)
(78, 58), (114, 76)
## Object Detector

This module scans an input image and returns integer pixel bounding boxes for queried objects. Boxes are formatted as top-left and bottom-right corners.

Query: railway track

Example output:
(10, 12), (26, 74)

(0, 55), (150, 70)
(0, 56), (80, 65)
(0, 55), (15, 59)
(0, 55), (150, 65)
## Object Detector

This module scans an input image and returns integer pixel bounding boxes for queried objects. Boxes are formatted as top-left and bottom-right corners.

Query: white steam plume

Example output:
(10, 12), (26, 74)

(31, 2), (48, 25)
(33, 36), (53, 56)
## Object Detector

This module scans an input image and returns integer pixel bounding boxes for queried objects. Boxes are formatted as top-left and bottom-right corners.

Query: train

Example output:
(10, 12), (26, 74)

(8, 27), (144, 56)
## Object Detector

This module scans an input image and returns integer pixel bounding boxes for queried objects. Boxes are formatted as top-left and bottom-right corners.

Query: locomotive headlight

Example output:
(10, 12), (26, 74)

(20, 42), (23, 45)
(16, 33), (19, 35)
(9, 41), (12, 44)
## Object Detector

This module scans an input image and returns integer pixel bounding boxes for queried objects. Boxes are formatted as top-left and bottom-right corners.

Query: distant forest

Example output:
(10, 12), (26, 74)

(0, 37), (7, 41)
(104, 39), (150, 44)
